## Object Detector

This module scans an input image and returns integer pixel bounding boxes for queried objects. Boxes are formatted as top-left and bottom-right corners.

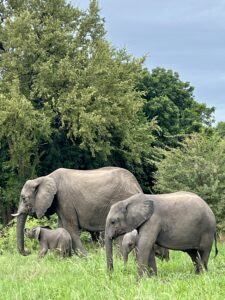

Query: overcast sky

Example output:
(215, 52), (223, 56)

(73, 0), (225, 123)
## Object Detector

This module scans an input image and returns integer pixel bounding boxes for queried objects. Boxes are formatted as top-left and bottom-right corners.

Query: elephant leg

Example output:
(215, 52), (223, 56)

(69, 229), (87, 256)
(136, 245), (156, 276)
(199, 235), (213, 271)
(90, 231), (100, 243)
(136, 236), (157, 277)
(38, 247), (48, 258)
(61, 249), (70, 258)
(61, 221), (87, 256)
(186, 249), (203, 274)
(148, 248), (157, 275)
(136, 218), (160, 276)
(199, 249), (211, 271)
(58, 209), (87, 256)
(164, 249), (170, 261)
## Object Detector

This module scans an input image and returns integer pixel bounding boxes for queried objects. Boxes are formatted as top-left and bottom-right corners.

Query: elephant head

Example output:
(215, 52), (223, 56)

(105, 193), (154, 271)
(11, 176), (57, 255)
(24, 227), (41, 240)
(122, 229), (138, 264)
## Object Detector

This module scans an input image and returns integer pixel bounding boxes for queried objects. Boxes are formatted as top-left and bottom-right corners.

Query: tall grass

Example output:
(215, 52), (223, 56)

(0, 242), (224, 300)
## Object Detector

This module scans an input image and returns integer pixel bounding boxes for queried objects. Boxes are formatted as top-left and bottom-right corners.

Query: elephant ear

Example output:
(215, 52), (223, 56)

(35, 177), (57, 218)
(34, 227), (41, 240)
(123, 194), (154, 231)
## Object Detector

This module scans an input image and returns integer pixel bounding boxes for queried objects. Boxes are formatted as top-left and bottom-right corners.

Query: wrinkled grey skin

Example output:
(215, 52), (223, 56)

(105, 192), (217, 277)
(122, 230), (170, 264)
(25, 227), (72, 258)
(12, 167), (142, 256)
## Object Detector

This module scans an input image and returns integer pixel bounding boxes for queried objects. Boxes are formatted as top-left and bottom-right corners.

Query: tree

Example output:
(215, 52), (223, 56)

(0, 79), (51, 222)
(136, 68), (215, 147)
(0, 0), (157, 222)
(154, 133), (225, 230)
(216, 121), (225, 138)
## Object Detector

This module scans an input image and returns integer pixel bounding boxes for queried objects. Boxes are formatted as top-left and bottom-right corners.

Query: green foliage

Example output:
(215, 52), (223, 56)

(137, 68), (215, 147)
(0, 80), (51, 209)
(0, 0), (154, 166)
(0, 246), (224, 299)
(0, 80), (51, 174)
(154, 133), (225, 230)
(216, 121), (225, 138)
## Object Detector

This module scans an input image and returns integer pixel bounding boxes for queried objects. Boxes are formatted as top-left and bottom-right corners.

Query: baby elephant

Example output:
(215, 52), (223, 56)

(122, 229), (169, 264)
(24, 227), (72, 258)
(122, 229), (138, 264)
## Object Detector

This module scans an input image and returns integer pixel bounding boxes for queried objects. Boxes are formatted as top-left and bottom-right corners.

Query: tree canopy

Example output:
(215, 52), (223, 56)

(0, 0), (157, 219)
(136, 68), (215, 147)
(0, 0), (218, 225)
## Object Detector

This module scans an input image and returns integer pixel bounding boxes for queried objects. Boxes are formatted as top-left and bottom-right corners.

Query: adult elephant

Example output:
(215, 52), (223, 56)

(12, 167), (142, 256)
(105, 192), (217, 276)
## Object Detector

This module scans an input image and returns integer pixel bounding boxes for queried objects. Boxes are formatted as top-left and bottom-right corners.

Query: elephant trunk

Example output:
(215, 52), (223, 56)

(105, 236), (114, 271)
(16, 213), (28, 255)
(122, 250), (128, 265)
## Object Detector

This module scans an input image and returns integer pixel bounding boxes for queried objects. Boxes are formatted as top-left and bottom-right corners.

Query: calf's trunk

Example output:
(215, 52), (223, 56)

(122, 249), (129, 264)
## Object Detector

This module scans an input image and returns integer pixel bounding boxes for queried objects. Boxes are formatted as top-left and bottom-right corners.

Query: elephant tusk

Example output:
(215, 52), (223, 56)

(11, 212), (21, 217)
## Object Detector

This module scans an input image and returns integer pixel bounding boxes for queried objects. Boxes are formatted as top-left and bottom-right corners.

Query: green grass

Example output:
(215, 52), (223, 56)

(0, 243), (225, 300)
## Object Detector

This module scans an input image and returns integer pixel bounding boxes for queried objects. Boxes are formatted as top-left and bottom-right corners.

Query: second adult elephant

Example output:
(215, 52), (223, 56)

(106, 192), (217, 276)
(12, 167), (142, 256)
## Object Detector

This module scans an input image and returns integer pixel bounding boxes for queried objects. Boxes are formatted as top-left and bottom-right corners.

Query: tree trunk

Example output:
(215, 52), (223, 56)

(0, 203), (14, 225)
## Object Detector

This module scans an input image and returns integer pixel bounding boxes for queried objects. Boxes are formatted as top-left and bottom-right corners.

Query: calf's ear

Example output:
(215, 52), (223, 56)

(34, 227), (41, 240)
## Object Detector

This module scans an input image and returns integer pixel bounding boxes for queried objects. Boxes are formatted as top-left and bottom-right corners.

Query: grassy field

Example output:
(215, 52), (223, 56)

(0, 242), (225, 300)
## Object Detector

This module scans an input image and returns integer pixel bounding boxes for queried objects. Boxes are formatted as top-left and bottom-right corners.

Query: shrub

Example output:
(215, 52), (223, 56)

(154, 133), (225, 231)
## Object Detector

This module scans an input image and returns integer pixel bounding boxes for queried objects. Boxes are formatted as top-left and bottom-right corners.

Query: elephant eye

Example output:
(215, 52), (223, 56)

(111, 219), (115, 225)
(22, 196), (28, 204)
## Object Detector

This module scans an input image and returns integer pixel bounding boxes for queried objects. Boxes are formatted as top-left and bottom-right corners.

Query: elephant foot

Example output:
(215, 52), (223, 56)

(19, 249), (31, 256)
(138, 265), (156, 277)
(195, 265), (205, 275)
(75, 248), (87, 257)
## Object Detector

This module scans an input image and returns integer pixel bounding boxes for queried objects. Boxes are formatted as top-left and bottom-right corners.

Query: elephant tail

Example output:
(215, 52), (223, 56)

(214, 232), (218, 257)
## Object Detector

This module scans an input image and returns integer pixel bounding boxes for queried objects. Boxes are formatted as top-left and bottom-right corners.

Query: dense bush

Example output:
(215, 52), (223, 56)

(154, 133), (225, 231)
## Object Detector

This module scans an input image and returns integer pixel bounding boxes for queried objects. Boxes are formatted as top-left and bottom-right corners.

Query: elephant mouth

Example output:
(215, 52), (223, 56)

(108, 229), (123, 240)
(12, 210), (37, 218)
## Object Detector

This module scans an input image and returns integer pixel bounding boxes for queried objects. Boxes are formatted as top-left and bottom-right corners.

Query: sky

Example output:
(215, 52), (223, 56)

(72, 0), (225, 123)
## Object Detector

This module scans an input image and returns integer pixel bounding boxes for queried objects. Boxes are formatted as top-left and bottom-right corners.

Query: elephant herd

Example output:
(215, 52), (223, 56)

(12, 167), (218, 277)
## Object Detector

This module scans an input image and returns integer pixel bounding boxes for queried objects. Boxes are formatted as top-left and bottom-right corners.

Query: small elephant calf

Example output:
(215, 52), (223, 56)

(122, 229), (169, 264)
(24, 227), (72, 258)
(122, 229), (138, 264)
